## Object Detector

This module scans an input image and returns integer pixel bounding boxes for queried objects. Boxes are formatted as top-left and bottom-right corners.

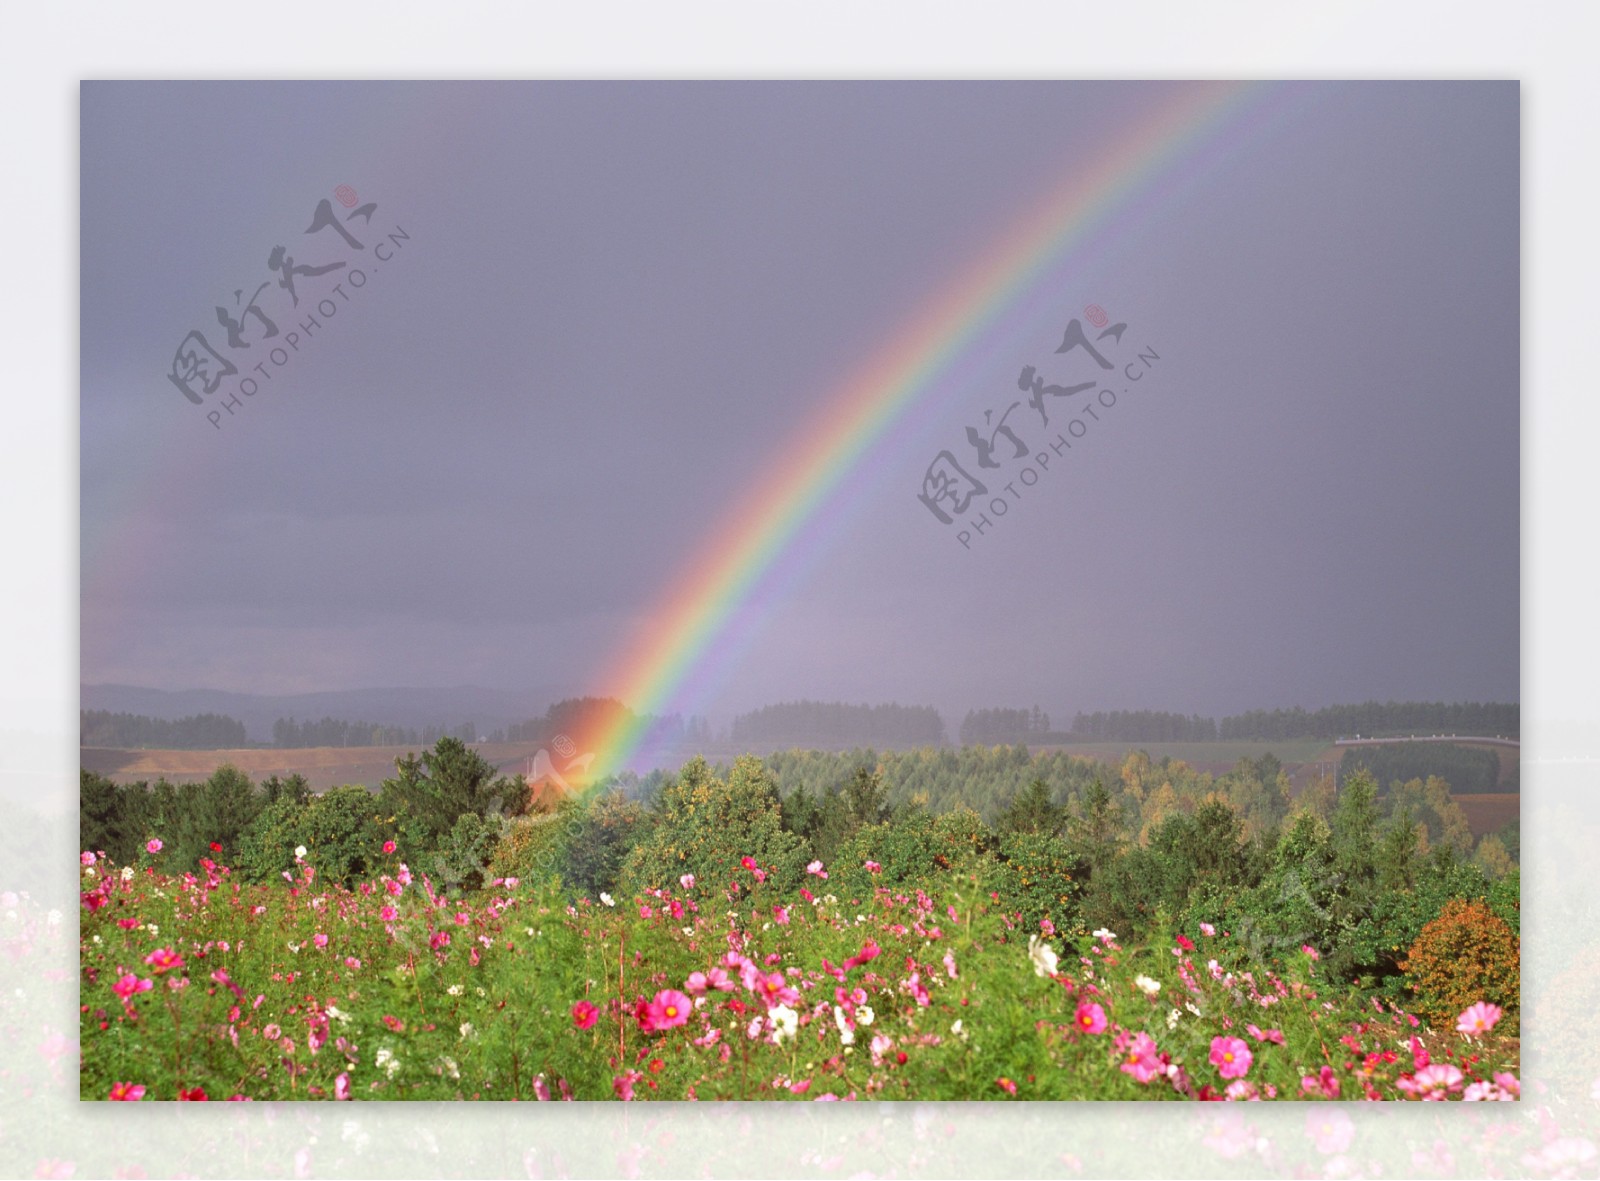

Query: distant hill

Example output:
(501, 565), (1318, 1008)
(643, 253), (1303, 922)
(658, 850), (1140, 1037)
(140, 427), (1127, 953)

(80, 684), (569, 744)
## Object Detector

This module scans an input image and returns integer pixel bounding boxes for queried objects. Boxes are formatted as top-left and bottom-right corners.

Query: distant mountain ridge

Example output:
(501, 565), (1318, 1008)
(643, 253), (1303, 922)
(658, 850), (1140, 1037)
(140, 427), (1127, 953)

(80, 684), (569, 744)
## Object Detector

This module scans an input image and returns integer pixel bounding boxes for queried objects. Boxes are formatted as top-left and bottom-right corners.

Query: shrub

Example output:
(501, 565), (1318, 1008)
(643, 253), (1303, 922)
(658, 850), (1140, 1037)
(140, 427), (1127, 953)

(1402, 897), (1520, 1035)
(986, 830), (1084, 937)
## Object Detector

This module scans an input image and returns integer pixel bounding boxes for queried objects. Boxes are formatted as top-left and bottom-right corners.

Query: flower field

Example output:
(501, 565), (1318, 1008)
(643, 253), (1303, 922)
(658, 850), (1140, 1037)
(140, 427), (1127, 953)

(78, 842), (1518, 1102)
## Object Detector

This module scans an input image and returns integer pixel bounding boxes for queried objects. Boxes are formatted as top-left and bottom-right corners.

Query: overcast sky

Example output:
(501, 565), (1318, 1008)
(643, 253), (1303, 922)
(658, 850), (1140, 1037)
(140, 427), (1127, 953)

(80, 80), (1518, 728)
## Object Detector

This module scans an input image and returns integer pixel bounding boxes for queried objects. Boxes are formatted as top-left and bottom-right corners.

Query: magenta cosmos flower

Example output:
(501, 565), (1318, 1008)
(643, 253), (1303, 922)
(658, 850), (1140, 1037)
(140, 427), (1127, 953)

(647, 989), (692, 1031)
(1456, 1001), (1503, 1035)
(145, 838), (162, 855)
(572, 999), (599, 1030)
(379, 905), (398, 922)
(111, 973), (153, 1001)
(108, 1082), (146, 1101)
(382, 840), (397, 855)
(1210, 1036), (1253, 1079)
(1074, 1002), (1108, 1035)
(144, 947), (184, 975)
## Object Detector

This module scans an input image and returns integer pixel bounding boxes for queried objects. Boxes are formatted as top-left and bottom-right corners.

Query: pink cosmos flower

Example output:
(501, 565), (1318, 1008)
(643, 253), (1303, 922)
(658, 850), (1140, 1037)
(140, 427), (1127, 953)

(344, 956), (361, 970)
(1199, 922), (1216, 937)
(685, 971), (709, 995)
(312, 933), (329, 949)
(145, 839), (163, 855)
(706, 966), (735, 992)
(382, 840), (397, 854)
(572, 1000), (599, 1030)
(1074, 1002), (1108, 1035)
(379, 905), (398, 922)
(428, 931), (450, 951)
(1399, 1062), (1465, 1100)
(843, 940), (881, 970)
(904, 972), (930, 1007)
(80, 851), (95, 867)
(1039, 918), (1055, 937)
(108, 1082), (146, 1101)
(1301, 1065), (1341, 1099)
(1119, 1032), (1163, 1083)
(773, 905), (790, 925)
(679, 873), (695, 890)
(1302, 944), (1320, 961)
(806, 860), (828, 878)
(995, 1077), (1018, 1095)
(757, 972), (800, 1008)
(143, 947), (184, 975)
(1456, 1001), (1503, 1035)
(334, 1072), (351, 1100)
(1175, 934), (1194, 951)
(112, 973), (153, 1000)
(613, 1070), (643, 1101)
(1245, 1024), (1284, 1045)
(943, 951), (958, 979)
(647, 989), (692, 1030)
(1210, 1036), (1253, 1079)
(639, 904), (653, 919)
(864, 860), (882, 874)
(396, 863), (412, 886)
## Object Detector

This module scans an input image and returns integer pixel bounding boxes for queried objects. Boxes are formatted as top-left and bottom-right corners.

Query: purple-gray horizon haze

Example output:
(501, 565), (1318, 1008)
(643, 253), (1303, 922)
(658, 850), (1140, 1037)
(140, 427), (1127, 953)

(80, 81), (1518, 731)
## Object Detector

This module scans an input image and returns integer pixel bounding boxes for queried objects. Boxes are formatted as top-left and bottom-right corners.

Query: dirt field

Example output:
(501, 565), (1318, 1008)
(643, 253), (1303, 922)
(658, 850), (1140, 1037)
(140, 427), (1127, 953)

(1456, 793), (1521, 839)
(80, 742), (551, 793)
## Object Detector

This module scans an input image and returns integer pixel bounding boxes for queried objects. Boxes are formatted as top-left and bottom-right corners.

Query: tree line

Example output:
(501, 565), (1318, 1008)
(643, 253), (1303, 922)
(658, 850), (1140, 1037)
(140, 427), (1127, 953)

(1339, 742), (1506, 794)
(1068, 710), (1218, 742)
(958, 707), (1051, 744)
(1218, 700), (1519, 741)
(80, 710), (248, 750)
(733, 701), (945, 747)
(271, 717), (478, 748)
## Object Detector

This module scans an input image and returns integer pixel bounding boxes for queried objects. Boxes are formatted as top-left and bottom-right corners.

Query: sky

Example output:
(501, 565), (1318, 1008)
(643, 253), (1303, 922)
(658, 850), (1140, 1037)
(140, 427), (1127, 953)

(80, 80), (1519, 732)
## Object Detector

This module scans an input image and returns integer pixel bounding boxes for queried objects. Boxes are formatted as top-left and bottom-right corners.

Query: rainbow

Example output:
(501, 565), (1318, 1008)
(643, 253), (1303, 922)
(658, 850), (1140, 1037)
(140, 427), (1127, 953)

(568, 80), (1323, 782)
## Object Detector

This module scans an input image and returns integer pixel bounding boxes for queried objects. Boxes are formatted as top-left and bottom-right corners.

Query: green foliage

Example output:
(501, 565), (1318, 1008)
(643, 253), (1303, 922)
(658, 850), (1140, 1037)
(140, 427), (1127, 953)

(561, 791), (647, 898)
(235, 786), (384, 886)
(999, 777), (1063, 836)
(1345, 851), (1492, 1000)
(426, 812), (511, 896)
(1339, 742), (1502, 794)
(985, 829), (1084, 935)
(621, 756), (807, 894)
(488, 806), (579, 890)
(378, 736), (530, 847)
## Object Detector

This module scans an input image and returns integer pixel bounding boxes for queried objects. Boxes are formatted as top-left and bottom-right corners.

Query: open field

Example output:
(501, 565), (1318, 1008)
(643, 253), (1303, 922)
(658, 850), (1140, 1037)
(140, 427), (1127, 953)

(80, 742), (551, 792)
(1456, 794), (1522, 839)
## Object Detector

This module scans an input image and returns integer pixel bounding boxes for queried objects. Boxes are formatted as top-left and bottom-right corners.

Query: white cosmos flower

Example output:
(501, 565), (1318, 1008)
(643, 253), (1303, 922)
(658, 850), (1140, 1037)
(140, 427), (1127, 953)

(770, 1005), (799, 1044)
(121, 867), (134, 881)
(1167, 1008), (1182, 1030)
(459, 1022), (475, 1039)
(447, 984), (464, 996)
(1028, 934), (1059, 978)
(951, 1019), (967, 1042)
(600, 893), (615, 907)
(1093, 928), (1117, 941)
(295, 846), (308, 859)
(834, 1006), (854, 1045)
(856, 1005), (875, 1027)
(1135, 975), (1162, 996)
